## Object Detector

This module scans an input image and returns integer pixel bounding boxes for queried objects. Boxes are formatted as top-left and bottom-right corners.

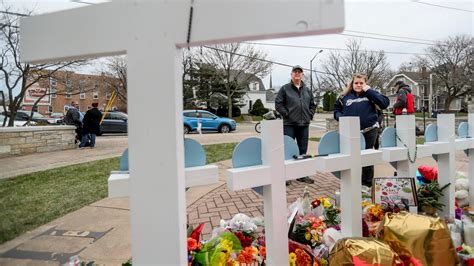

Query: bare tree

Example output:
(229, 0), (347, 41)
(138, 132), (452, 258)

(98, 56), (127, 103)
(0, 5), (83, 126)
(416, 35), (473, 111)
(199, 43), (272, 117)
(321, 39), (392, 93)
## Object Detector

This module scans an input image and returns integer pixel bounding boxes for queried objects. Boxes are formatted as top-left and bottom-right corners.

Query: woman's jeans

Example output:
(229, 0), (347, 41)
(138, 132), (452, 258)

(362, 128), (378, 187)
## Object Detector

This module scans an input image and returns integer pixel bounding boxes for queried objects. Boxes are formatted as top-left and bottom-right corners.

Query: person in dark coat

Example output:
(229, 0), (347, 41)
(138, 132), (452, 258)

(64, 101), (82, 145)
(275, 65), (317, 185)
(333, 73), (390, 187)
(79, 102), (102, 148)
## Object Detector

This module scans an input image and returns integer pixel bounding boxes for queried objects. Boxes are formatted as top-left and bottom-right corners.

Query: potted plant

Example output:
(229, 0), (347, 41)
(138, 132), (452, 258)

(417, 181), (450, 216)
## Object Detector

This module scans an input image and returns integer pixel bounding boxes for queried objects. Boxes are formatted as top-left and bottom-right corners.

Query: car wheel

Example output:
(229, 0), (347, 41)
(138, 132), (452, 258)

(184, 125), (191, 134)
(219, 124), (230, 133)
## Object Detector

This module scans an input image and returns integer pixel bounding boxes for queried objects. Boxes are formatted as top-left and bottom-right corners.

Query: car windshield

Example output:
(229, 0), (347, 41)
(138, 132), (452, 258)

(32, 112), (45, 118)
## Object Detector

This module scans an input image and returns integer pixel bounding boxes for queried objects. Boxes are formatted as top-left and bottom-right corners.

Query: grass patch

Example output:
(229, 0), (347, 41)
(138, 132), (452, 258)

(0, 157), (120, 244)
(416, 137), (425, 145)
(309, 137), (321, 142)
(204, 143), (237, 163)
(233, 116), (245, 123)
(0, 143), (236, 244)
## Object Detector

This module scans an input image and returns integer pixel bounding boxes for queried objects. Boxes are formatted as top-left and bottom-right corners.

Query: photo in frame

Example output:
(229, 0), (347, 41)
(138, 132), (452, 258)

(372, 177), (418, 210)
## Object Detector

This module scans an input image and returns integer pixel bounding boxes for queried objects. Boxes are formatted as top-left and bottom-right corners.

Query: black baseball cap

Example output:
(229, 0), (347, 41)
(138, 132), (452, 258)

(292, 65), (303, 72)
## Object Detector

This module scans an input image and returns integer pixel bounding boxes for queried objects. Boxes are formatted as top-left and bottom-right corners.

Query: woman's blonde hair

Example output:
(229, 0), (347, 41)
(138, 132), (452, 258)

(341, 73), (368, 96)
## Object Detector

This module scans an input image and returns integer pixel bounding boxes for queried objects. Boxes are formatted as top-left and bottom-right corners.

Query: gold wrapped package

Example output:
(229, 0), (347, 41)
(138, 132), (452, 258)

(377, 211), (459, 266)
(329, 237), (401, 265)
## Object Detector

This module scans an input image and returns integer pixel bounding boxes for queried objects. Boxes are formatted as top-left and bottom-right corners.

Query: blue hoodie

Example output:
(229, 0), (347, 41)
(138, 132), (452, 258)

(333, 88), (389, 130)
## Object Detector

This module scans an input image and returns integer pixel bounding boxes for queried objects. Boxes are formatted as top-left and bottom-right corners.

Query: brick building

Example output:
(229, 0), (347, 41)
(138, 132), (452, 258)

(22, 71), (127, 115)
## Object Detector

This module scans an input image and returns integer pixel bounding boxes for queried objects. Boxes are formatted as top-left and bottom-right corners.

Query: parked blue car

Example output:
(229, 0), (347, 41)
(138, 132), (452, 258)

(183, 110), (236, 134)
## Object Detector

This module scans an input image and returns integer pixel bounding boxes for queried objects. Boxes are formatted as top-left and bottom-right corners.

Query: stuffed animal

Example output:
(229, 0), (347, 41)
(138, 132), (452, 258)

(219, 213), (262, 232)
(455, 176), (469, 208)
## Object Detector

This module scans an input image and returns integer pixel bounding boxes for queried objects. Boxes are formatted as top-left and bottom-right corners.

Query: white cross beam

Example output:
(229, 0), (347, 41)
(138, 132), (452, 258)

(455, 114), (474, 206)
(227, 120), (320, 264)
(20, 1), (344, 263)
(380, 115), (433, 177)
(424, 114), (456, 218)
(107, 165), (219, 198)
(315, 117), (382, 237)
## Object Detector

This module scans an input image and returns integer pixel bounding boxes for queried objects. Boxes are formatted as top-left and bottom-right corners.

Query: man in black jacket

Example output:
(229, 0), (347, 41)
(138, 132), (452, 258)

(275, 65), (316, 184)
(79, 102), (102, 148)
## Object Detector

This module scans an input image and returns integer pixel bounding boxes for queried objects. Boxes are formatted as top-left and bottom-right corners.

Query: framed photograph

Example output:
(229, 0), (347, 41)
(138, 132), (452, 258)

(372, 177), (418, 207)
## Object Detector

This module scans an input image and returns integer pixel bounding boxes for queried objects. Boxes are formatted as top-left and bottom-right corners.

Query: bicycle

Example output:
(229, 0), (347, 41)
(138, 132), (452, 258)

(254, 110), (281, 133)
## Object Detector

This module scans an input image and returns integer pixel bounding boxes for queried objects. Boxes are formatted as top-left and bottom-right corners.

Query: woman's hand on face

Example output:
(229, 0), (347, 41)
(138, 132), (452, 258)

(362, 85), (370, 92)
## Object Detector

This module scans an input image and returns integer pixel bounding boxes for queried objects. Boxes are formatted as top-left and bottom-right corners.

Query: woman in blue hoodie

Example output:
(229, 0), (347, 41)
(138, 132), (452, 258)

(333, 73), (389, 187)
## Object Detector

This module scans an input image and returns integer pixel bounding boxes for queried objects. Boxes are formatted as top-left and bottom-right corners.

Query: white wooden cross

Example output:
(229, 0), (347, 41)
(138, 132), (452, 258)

(227, 117), (382, 264)
(379, 115), (433, 178)
(455, 114), (474, 206)
(227, 120), (320, 264)
(20, 1), (344, 264)
(315, 117), (382, 236)
(424, 114), (456, 217)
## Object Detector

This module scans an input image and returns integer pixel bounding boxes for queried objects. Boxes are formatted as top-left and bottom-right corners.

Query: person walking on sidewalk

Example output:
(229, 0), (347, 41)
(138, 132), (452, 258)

(333, 73), (389, 187)
(64, 101), (82, 145)
(275, 65), (317, 185)
(79, 102), (102, 149)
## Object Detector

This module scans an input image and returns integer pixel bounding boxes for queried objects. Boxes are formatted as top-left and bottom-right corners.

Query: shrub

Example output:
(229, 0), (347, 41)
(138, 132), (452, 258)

(250, 99), (268, 116)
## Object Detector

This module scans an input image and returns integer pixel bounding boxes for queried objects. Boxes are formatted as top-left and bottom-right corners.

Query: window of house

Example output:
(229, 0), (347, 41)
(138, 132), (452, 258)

(66, 91), (72, 98)
(48, 105), (53, 113)
(50, 88), (57, 98)
(93, 91), (99, 99)
(50, 78), (57, 87)
(66, 79), (72, 87)
(79, 80), (86, 89)
(80, 88), (86, 99)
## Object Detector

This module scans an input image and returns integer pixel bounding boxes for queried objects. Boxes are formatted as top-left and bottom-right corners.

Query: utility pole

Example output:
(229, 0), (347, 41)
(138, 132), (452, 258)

(310, 49), (323, 111)
(421, 67), (428, 132)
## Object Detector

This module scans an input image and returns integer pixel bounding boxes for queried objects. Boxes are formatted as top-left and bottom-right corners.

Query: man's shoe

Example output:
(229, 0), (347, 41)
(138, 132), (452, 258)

(297, 176), (314, 184)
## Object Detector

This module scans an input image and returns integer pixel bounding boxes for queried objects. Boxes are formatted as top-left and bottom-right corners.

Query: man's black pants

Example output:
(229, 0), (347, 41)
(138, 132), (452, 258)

(283, 125), (309, 155)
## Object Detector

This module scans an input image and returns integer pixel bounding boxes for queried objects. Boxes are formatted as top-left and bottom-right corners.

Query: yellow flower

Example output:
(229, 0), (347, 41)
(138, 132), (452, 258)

(305, 232), (311, 240)
(312, 233), (319, 241)
(322, 198), (331, 208)
(289, 252), (297, 264)
(220, 239), (232, 252)
(251, 246), (258, 255)
(320, 258), (329, 266)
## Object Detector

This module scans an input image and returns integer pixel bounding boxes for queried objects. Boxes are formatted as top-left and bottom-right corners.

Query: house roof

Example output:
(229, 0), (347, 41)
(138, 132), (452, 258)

(229, 70), (266, 92)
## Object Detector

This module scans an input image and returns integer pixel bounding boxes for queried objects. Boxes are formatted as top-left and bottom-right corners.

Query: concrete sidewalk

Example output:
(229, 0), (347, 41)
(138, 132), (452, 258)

(0, 133), (470, 264)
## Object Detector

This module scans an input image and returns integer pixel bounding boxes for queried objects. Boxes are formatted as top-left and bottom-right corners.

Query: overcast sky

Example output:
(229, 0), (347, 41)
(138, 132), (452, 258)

(2, 0), (473, 92)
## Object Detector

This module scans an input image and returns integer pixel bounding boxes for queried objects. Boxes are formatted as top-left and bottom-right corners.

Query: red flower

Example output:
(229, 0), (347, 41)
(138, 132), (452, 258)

(187, 238), (198, 252)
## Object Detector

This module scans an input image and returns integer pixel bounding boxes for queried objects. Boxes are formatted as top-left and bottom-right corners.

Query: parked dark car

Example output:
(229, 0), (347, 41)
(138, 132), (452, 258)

(98, 111), (128, 135)
(1, 111), (52, 124)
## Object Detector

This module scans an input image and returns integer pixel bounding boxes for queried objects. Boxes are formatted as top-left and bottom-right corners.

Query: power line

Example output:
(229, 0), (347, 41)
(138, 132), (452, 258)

(338, 33), (439, 46)
(344, 29), (438, 44)
(201, 46), (330, 75)
(412, 0), (474, 13)
(244, 42), (428, 56)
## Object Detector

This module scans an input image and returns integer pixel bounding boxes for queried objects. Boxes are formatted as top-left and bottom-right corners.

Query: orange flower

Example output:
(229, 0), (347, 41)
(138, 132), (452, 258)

(259, 246), (266, 258)
(187, 237), (198, 251)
